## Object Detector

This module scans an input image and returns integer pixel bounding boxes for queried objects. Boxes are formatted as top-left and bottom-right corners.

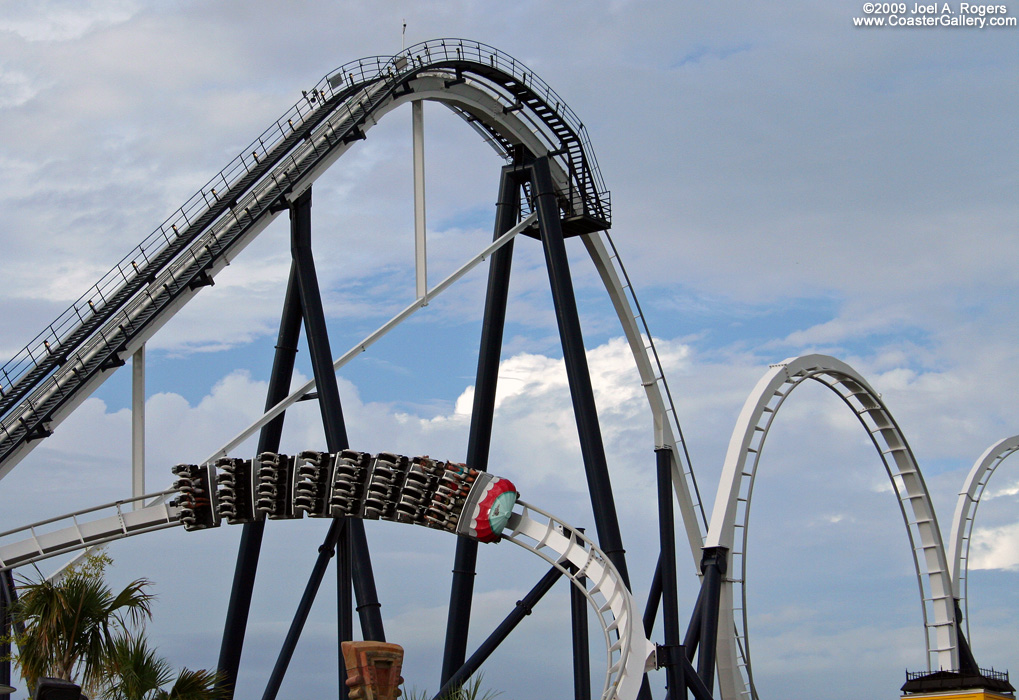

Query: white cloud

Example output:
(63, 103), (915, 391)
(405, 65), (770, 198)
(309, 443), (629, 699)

(969, 522), (1019, 571)
(0, 5), (1017, 698)
(983, 478), (1019, 501)
(0, 1), (139, 42)
(0, 66), (41, 109)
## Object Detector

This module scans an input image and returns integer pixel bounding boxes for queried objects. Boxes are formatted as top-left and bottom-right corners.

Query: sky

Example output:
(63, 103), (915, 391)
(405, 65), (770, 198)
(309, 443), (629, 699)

(0, 2), (1017, 699)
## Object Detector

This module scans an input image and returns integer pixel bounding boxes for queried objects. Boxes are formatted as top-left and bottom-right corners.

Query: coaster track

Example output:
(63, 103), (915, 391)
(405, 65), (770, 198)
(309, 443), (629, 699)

(0, 456), (655, 700)
(0, 38), (612, 478)
(706, 355), (960, 700)
(948, 434), (1019, 641)
(1, 37), (999, 700)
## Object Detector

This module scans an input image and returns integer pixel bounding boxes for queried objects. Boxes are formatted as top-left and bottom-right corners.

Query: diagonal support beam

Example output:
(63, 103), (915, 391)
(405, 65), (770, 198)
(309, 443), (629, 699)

(261, 189), (386, 700)
(434, 565), (564, 700)
(529, 155), (630, 588)
(218, 260), (304, 698)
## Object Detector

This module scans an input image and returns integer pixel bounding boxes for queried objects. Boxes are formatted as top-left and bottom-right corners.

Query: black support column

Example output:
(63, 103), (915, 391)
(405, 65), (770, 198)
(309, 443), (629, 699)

(658, 448), (684, 698)
(440, 164), (520, 685)
(529, 156), (630, 588)
(261, 189), (385, 700)
(434, 566), (564, 700)
(570, 530), (591, 700)
(218, 260), (305, 698)
(696, 547), (726, 692)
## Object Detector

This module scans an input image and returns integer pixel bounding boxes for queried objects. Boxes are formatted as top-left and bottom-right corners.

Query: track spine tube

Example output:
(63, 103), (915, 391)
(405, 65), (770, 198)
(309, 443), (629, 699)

(218, 261), (304, 698)
(433, 566), (563, 700)
(440, 163), (520, 686)
(529, 155), (630, 588)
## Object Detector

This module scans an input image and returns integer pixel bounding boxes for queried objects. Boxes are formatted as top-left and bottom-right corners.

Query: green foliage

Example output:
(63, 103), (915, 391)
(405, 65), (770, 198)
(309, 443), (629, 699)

(103, 633), (226, 700)
(12, 549), (154, 696)
(403, 672), (502, 700)
(10, 548), (225, 700)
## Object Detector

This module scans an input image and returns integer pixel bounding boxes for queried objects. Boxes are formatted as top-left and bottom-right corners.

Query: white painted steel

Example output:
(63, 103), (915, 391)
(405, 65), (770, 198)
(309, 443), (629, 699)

(505, 501), (656, 700)
(705, 354), (958, 700)
(948, 434), (1019, 640)
(1, 490), (655, 700)
(201, 212), (535, 466)
(1, 44), (677, 698)
(582, 232), (706, 567)
(0, 492), (179, 571)
(132, 345), (145, 507)
(412, 99), (427, 302)
(0, 61), (580, 478)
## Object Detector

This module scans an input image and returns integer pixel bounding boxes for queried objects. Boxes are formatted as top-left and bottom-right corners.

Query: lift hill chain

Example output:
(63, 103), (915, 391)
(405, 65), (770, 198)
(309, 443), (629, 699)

(171, 451), (519, 543)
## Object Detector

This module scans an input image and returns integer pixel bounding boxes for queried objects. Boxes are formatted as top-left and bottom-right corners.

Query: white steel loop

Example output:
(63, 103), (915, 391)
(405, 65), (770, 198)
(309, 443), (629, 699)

(948, 434), (1019, 640)
(705, 354), (958, 700)
(504, 500), (656, 700)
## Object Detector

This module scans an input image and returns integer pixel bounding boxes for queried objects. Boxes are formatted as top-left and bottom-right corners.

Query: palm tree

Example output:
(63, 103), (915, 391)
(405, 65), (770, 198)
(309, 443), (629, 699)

(11, 550), (154, 696)
(102, 633), (225, 700)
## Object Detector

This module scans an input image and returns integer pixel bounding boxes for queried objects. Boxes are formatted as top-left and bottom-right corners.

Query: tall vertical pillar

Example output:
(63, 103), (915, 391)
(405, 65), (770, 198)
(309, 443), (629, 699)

(440, 165), (520, 685)
(529, 156), (630, 587)
(131, 345), (145, 507)
(218, 262), (305, 698)
(258, 189), (387, 700)
(658, 448), (684, 698)
(412, 100), (427, 302)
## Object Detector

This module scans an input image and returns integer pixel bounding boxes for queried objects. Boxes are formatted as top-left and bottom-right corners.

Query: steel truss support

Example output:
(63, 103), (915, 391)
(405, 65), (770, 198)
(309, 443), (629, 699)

(528, 155), (631, 588)
(292, 188), (385, 643)
(0, 570), (16, 689)
(259, 189), (387, 700)
(218, 261), (305, 697)
(443, 155), (632, 698)
(954, 599), (981, 676)
(434, 566), (564, 700)
(440, 162), (521, 685)
(657, 448), (684, 698)
(673, 545), (726, 698)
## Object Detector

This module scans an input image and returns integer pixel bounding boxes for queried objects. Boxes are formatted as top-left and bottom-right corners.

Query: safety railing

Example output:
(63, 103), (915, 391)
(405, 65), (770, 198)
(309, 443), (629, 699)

(0, 490), (179, 571)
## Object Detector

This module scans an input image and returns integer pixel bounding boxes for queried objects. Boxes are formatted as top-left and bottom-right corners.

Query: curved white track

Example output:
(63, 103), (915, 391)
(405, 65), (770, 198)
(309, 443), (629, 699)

(0, 39), (705, 700)
(948, 434), (1019, 640)
(0, 493), (655, 700)
(705, 354), (958, 700)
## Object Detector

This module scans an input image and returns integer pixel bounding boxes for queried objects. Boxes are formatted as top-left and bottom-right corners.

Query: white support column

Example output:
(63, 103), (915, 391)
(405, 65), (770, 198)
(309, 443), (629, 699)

(412, 99), (427, 302)
(132, 345), (145, 508)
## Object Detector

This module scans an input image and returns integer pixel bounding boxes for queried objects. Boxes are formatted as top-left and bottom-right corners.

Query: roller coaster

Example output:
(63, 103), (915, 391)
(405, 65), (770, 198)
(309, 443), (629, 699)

(0, 38), (1013, 700)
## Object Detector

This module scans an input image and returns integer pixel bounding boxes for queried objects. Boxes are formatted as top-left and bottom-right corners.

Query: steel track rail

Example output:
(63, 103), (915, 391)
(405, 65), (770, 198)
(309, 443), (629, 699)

(947, 434), (1019, 640)
(0, 39), (610, 478)
(705, 354), (959, 700)
(0, 491), (654, 700)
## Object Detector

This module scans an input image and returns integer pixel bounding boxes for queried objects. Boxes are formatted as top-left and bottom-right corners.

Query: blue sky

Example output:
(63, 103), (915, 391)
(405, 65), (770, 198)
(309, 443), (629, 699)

(0, 2), (1017, 699)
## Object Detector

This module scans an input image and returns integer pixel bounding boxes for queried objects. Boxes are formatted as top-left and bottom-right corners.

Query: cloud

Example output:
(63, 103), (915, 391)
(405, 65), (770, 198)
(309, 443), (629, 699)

(0, 0), (140, 42)
(0, 5), (1017, 698)
(969, 522), (1019, 571)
